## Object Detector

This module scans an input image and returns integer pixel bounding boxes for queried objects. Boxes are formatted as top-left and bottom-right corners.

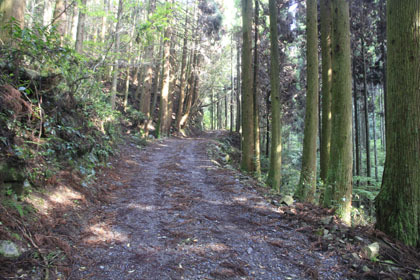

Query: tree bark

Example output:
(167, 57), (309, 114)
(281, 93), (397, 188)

(353, 62), (361, 181)
(52, 0), (67, 42)
(253, 0), (261, 176)
(110, 0), (123, 109)
(376, 0), (420, 247)
(320, 0), (332, 184)
(267, 0), (282, 190)
(75, 0), (87, 53)
(176, 10), (190, 131)
(158, 24), (172, 137)
(240, 0), (255, 172)
(371, 89), (379, 181)
(236, 38), (241, 133)
(0, 0), (25, 42)
(140, 0), (157, 130)
(323, 0), (353, 225)
(361, 36), (371, 179)
(296, 0), (319, 203)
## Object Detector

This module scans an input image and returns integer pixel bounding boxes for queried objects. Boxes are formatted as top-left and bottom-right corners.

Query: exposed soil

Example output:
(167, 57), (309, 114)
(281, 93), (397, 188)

(68, 135), (347, 280)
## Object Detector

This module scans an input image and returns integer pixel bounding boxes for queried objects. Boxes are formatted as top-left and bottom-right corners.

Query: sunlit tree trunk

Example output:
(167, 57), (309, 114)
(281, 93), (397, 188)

(267, 0), (282, 190)
(100, 0), (107, 43)
(75, 0), (87, 53)
(253, 0), (261, 176)
(376, 0), (420, 247)
(0, 0), (25, 42)
(320, 0), (332, 184)
(323, 0), (353, 225)
(240, 0), (255, 172)
(70, 5), (79, 41)
(43, 0), (54, 27)
(158, 21), (172, 137)
(176, 10), (190, 131)
(52, 0), (67, 42)
(296, 0), (319, 203)
(110, 0), (123, 109)
(139, 0), (156, 131)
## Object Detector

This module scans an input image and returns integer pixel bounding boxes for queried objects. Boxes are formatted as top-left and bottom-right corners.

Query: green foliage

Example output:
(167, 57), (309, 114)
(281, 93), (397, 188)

(0, 23), (127, 191)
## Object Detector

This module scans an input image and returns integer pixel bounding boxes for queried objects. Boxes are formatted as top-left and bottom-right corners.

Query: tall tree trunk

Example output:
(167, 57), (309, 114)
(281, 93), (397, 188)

(361, 36), (371, 179)
(70, 5), (79, 41)
(265, 91), (270, 157)
(75, 0), (87, 53)
(371, 89), (379, 181)
(158, 24), (172, 137)
(320, 0), (332, 184)
(110, 0), (123, 109)
(230, 33), (234, 132)
(43, 0), (54, 27)
(165, 32), (177, 133)
(0, 0), (25, 42)
(52, 0), (66, 42)
(253, 0), (261, 175)
(378, 0), (387, 139)
(176, 10), (190, 131)
(379, 87), (386, 150)
(211, 89), (214, 130)
(296, 0), (319, 203)
(236, 39), (241, 133)
(353, 62), (361, 181)
(140, 0), (157, 132)
(376, 0), (420, 247)
(323, 0), (353, 225)
(179, 7), (199, 130)
(100, 0), (108, 43)
(240, 0), (255, 172)
(123, 9), (138, 111)
(267, 0), (282, 190)
(148, 34), (164, 133)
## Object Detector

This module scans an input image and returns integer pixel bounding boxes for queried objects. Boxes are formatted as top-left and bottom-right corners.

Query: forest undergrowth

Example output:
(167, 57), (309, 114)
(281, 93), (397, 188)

(0, 23), (419, 280)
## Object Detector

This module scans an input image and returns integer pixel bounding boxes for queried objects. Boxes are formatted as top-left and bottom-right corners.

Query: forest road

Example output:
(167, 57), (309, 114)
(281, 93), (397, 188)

(71, 134), (346, 280)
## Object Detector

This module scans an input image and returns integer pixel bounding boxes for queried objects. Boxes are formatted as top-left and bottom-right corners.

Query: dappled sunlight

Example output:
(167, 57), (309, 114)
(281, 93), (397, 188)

(232, 196), (248, 203)
(26, 184), (85, 215)
(84, 222), (129, 245)
(127, 203), (157, 212)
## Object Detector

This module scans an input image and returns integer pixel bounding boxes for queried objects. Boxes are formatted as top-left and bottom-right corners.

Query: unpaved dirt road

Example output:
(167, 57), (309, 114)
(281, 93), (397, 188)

(71, 136), (346, 279)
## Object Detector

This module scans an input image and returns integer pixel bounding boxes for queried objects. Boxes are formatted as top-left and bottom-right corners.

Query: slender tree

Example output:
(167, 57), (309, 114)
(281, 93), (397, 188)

(296, 0), (319, 203)
(158, 21), (173, 137)
(253, 0), (261, 176)
(176, 9), (190, 131)
(52, 0), (67, 42)
(240, 0), (255, 172)
(110, 0), (123, 109)
(323, 0), (353, 225)
(75, 0), (87, 53)
(267, 0), (282, 190)
(361, 36), (371, 179)
(320, 0), (332, 184)
(236, 37), (241, 133)
(376, 0), (420, 247)
(140, 0), (157, 133)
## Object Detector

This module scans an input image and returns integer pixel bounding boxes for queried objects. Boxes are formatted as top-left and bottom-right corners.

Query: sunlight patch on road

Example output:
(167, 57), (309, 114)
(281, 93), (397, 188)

(27, 184), (85, 215)
(128, 203), (156, 212)
(232, 196), (248, 203)
(84, 222), (129, 245)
